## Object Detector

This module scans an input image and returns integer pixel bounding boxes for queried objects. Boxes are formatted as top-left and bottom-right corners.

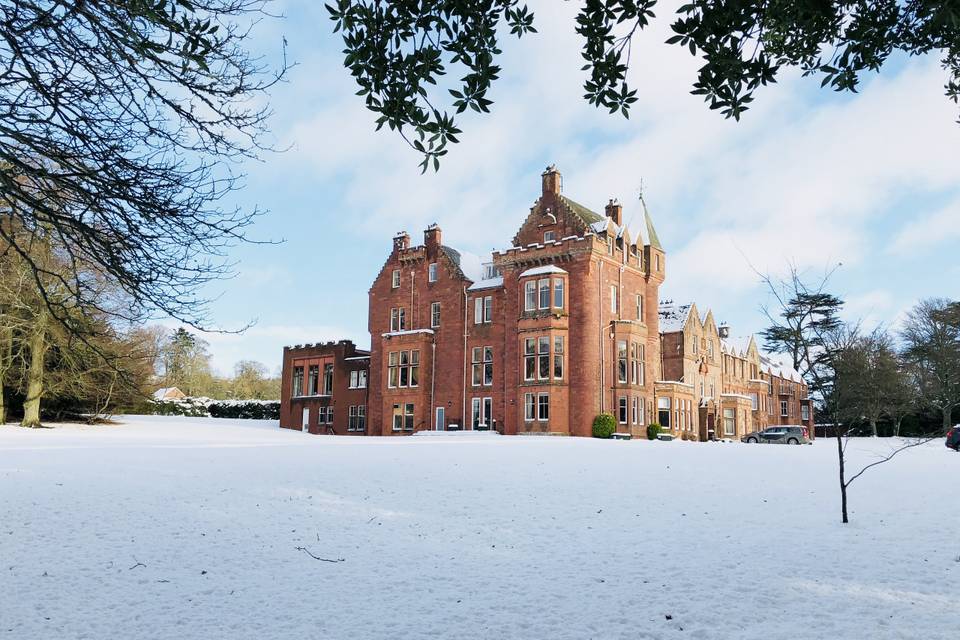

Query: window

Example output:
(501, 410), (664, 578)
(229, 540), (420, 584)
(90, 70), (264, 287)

(292, 366), (303, 397)
(636, 294), (643, 321)
(553, 336), (564, 379)
(524, 338), (536, 381)
(617, 340), (627, 384)
(780, 400), (788, 417)
(655, 254), (660, 271)
(544, 230), (556, 243)
(618, 397), (627, 424)
(474, 296), (492, 324)
(431, 302), (441, 328)
(553, 279), (564, 309)
(538, 278), (550, 309)
(610, 285), (618, 314)
(471, 347), (493, 386)
(750, 393), (759, 411)
(326, 407), (334, 425)
(708, 340), (714, 359)
(657, 397), (671, 428)
(388, 352), (398, 388)
(471, 397), (494, 429)
(428, 263), (437, 282)
(392, 404), (402, 431)
(404, 403), (414, 430)
(801, 404), (810, 422)
(307, 365), (319, 395)
(723, 408), (735, 436)
(388, 350), (419, 388)
(348, 405), (366, 432)
(524, 393), (535, 421)
(322, 364), (333, 395)
(607, 236), (614, 255)
(537, 393), (549, 421)
(538, 336), (550, 380)
(692, 338), (699, 355)
(524, 280), (537, 311)
(349, 370), (367, 389)
(483, 264), (501, 280)
(390, 307), (407, 332)
(631, 397), (639, 425)
(391, 269), (400, 288)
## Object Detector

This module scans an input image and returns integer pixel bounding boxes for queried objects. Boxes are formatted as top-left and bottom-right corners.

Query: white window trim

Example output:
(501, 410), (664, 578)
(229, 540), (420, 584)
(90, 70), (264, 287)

(428, 263), (437, 282)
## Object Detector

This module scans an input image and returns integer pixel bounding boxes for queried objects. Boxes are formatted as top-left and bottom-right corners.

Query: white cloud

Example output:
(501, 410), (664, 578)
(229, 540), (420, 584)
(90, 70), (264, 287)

(889, 199), (960, 255)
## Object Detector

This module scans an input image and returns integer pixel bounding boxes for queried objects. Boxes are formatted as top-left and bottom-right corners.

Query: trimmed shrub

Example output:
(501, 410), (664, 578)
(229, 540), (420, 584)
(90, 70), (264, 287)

(647, 423), (662, 440)
(208, 401), (280, 420)
(592, 413), (617, 439)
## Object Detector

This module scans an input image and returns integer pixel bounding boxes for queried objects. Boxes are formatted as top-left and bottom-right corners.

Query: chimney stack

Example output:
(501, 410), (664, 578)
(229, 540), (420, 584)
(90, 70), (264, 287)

(605, 198), (623, 226)
(541, 164), (562, 196)
(393, 231), (410, 253)
(424, 223), (442, 250)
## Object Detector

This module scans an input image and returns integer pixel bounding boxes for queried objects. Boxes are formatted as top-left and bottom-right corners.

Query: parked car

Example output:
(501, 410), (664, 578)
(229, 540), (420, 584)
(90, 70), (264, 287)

(741, 426), (810, 445)
(946, 426), (960, 451)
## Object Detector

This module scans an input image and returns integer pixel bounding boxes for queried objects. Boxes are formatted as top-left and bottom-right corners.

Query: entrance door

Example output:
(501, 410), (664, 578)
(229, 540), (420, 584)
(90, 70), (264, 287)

(302, 407), (310, 433)
(435, 407), (445, 431)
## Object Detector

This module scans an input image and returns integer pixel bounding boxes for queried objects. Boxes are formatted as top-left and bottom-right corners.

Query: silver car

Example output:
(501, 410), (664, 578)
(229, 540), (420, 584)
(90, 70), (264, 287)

(741, 425), (810, 445)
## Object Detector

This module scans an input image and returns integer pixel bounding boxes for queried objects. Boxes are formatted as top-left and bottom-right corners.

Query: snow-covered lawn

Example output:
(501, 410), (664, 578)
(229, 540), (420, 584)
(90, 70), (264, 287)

(1, 416), (957, 639)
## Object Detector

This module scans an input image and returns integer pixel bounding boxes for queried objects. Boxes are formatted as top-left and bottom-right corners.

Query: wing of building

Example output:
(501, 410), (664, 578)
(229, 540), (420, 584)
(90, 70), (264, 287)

(279, 166), (813, 439)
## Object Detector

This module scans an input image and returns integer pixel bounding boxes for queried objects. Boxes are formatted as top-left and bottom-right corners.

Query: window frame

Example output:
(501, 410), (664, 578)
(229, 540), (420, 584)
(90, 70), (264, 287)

(431, 301), (441, 328)
(428, 263), (438, 283)
(391, 269), (400, 288)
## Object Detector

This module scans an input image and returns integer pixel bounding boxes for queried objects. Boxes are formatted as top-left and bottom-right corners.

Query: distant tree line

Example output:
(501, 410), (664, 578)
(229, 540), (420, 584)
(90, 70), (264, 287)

(0, 227), (279, 426)
(155, 328), (280, 401)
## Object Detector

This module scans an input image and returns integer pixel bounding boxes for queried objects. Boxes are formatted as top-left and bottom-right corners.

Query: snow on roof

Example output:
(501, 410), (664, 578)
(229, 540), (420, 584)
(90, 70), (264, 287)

(381, 329), (435, 338)
(442, 246), (486, 283)
(721, 336), (754, 358)
(152, 387), (184, 401)
(658, 302), (692, 333)
(467, 276), (504, 291)
(519, 265), (567, 278)
(761, 354), (803, 383)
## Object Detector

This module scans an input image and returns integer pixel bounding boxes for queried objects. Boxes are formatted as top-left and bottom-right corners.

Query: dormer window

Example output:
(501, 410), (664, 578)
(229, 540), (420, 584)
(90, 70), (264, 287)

(543, 230), (556, 243)
(482, 264), (501, 280)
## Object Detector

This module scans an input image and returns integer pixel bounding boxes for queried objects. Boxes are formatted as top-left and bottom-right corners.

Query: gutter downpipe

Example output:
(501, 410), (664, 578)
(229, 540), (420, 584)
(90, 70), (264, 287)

(463, 286), (469, 430)
(598, 258), (604, 413)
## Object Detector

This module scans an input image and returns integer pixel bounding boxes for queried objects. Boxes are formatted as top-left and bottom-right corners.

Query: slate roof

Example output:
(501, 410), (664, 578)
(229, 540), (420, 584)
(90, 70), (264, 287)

(659, 302), (692, 333)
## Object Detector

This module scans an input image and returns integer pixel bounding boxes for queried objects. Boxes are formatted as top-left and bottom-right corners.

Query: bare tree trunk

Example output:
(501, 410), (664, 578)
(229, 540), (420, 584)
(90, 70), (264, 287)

(944, 408), (954, 436)
(21, 319), (48, 428)
(869, 417), (877, 438)
(0, 325), (10, 425)
(837, 433), (848, 524)
(894, 417), (902, 438)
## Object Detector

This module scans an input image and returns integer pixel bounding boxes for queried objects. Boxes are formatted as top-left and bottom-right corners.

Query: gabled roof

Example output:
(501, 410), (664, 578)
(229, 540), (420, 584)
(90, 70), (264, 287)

(722, 335), (756, 358)
(761, 354), (804, 383)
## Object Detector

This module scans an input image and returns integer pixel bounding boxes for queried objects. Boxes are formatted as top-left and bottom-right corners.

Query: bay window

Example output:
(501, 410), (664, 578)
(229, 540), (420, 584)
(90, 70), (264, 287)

(524, 281), (537, 311)
(553, 336), (564, 379)
(538, 278), (550, 309)
(538, 336), (550, 379)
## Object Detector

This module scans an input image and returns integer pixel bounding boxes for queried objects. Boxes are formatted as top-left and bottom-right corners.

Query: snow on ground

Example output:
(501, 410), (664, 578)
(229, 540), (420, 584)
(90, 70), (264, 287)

(1, 416), (957, 639)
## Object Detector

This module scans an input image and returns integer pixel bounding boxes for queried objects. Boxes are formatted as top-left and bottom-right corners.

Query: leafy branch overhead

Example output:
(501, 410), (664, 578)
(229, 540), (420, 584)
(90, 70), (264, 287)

(328, 0), (960, 170)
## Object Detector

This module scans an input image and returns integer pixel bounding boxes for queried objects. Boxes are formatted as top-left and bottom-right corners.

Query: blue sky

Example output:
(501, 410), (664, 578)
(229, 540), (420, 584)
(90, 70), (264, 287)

(190, 0), (960, 374)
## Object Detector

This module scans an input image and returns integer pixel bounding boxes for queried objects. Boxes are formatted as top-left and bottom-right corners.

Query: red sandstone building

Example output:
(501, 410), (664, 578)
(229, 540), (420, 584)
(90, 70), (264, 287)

(280, 167), (813, 438)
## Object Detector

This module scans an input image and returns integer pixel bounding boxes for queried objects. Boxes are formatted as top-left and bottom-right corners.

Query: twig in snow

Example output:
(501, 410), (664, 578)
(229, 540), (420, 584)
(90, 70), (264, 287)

(129, 558), (145, 570)
(295, 546), (344, 563)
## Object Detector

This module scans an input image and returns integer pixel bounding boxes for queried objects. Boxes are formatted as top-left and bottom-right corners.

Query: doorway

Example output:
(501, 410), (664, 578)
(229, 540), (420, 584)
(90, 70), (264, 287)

(435, 406), (445, 431)
(302, 407), (310, 433)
